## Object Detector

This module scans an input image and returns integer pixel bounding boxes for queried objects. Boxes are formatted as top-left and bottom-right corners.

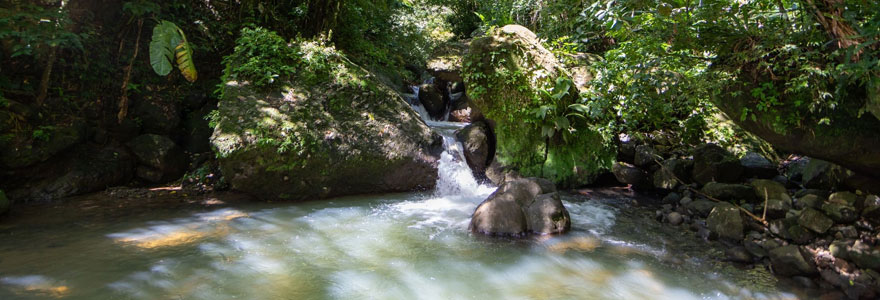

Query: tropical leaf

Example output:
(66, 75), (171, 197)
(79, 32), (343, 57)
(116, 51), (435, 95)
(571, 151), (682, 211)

(149, 20), (197, 82)
(173, 27), (197, 82)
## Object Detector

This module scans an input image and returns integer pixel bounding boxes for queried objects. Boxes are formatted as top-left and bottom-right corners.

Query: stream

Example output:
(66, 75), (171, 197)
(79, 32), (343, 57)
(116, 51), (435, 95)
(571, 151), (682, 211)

(0, 122), (800, 299)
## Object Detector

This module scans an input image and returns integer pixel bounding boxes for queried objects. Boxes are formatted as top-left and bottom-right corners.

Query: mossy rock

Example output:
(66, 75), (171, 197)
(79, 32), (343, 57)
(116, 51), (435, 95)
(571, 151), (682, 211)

(211, 41), (441, 201)
(462, 25), (614, 186)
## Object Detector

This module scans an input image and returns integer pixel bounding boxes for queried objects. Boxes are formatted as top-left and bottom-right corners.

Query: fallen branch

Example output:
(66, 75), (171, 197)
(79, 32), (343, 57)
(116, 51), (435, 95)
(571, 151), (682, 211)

(653, 158), (768, 226)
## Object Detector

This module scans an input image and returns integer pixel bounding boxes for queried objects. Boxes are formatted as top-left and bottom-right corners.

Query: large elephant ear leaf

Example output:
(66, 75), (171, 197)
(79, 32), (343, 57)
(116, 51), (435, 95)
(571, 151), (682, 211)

(149, 21), (179, 76)
(148, 20), (196, 82)
(173, 28), (197, 82)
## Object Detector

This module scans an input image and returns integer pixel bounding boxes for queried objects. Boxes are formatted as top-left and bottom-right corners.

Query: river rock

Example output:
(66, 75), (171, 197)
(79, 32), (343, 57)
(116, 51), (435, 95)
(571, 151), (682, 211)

(822, 202), (858, 224)
(634, 144), (660, 167)
(847, 240), (880, 271)
(4, 144), (135, 202)
(611, 162), (649, 187)
(470, 178), (569, 236)
(751, 179), (787, 200)
(829, 191), (863, 209)
(211, 43), (441, 201)
(741, 152), (777, 179)
(448, 96), (475, 123)
(769, 245), (817, 276)
(418, 83), (448, 120)
(798, 207), (834, 234)
(701, 182), (756, 202)
(692, 143), (743, 185)
(126, 134), (186, 183)
(707, 202), (743, 241)
(686, 199), (717, 218)
(0, 123), (84, 169)
(653, 158), (692, 190)
(667, 212), (683, 225)
(862, 195), (880, 224)
(526, 192), (572, 234)
(456, 121), (494, 180)
(802, 158), (845, 189)
(796, 194), (823, 210)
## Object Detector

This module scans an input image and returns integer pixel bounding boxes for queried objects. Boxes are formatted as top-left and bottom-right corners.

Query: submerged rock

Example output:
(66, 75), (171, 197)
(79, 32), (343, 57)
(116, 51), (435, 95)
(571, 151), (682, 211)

(211, 42), (441, 201)
(470, 178), (570, 236)
(692, 144), (742, 185)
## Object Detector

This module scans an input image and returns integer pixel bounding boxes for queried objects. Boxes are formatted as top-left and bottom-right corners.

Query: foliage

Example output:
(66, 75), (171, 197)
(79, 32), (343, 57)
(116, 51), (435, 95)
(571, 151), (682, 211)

(149, 20), (197, 82)
(0, 2), (84, 58)
(221, 28), (301, 89)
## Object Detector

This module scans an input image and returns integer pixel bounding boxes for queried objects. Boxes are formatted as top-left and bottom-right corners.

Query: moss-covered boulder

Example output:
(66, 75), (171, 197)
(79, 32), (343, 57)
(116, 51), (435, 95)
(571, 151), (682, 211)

(211, 39), (441, 201)
(462, 25), (614, 185)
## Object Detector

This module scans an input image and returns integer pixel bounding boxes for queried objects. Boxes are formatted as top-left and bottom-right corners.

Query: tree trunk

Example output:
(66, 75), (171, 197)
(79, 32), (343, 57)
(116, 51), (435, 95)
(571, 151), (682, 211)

(714, 67), (880, 179)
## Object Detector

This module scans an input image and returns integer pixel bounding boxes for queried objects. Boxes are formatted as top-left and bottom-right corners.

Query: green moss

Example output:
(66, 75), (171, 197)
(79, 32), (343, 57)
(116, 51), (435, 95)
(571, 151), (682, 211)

(463, 26), (614, 186)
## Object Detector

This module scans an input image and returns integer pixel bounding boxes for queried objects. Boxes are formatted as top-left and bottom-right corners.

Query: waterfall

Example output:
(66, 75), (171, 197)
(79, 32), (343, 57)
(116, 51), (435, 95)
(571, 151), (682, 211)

(433, 128), (489, 197)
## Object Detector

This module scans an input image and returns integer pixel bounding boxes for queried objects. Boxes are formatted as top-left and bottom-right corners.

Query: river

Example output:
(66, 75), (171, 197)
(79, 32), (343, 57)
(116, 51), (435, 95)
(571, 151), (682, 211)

(0, 123), (799, 299)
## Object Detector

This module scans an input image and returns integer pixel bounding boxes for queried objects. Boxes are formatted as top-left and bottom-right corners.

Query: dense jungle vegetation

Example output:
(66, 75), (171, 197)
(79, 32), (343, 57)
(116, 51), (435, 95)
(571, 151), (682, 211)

(1, 0), (878, 188)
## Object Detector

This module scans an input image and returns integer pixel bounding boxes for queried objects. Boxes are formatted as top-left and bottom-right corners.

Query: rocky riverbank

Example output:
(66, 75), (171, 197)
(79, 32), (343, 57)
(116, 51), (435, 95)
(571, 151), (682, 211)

(605, 135), (880, 299)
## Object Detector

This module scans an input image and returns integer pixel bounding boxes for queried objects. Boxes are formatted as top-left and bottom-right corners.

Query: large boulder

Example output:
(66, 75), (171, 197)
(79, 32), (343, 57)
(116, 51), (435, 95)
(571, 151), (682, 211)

(126, 134), (186, 183)
(692, 144), (743, 185)
(462, 25), (613, 185)
(706, 202), (744, 240)
(470, 178), (570, 236)
(456, 121), (494, 180)
(211, 42), (441, 201)
(741, 152), (777, 179)
(3, 144), (135, 202)
(0, 123), (84, 169)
